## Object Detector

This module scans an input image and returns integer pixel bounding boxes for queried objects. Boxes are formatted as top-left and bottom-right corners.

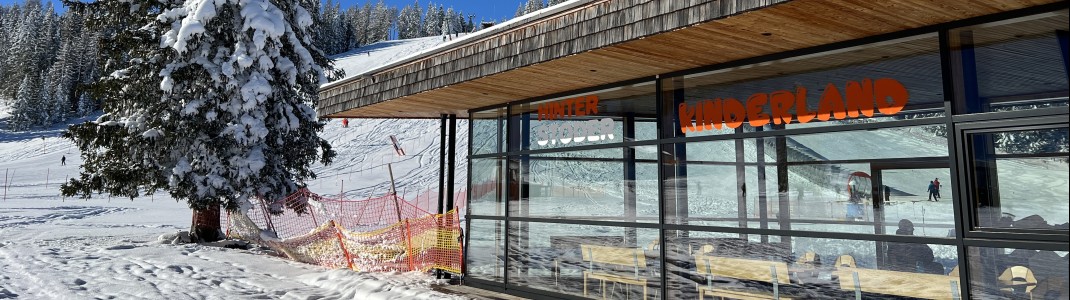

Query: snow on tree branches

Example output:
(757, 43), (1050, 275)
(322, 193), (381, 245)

(61, 0), (338, 241)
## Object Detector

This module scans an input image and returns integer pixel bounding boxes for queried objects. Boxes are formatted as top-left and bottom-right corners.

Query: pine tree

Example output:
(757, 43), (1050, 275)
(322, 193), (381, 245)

(38, 73), (55, 123)
(525, 0), (545, 15)
(397, 2), (422, 39)
(46, 12), (84, 123)
(62, 0), (338, 242)
(348, 4), (372, 47)
(424, 3), (441, 37)
(0, 7), (11, 90)
(76, 93), (95, 117)
(3, 0), (42, 95)
(466, 14), (474, 33)
(10, 75), (38, 131)
(445, 7), (458, 36)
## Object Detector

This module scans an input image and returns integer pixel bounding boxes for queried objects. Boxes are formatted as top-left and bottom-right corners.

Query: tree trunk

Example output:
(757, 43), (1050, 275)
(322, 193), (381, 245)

(190, 205), (222, 242)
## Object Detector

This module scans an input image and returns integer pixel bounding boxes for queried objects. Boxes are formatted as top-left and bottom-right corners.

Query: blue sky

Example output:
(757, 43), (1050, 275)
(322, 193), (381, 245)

(1, 0), (520, 23)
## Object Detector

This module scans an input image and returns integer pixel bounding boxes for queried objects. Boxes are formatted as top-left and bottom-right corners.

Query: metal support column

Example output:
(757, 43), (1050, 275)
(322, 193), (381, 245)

(447, 114), (457, 212)
(439, 114), (447, 214)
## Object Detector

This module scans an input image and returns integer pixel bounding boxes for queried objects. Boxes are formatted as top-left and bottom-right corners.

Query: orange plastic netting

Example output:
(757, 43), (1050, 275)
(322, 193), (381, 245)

(224, 188), (464, 274)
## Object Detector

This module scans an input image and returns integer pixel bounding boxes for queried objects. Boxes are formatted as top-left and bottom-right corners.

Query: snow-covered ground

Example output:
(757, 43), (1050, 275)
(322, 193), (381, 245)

(330, 36), (455, 83)
(0, 117), (470, 299)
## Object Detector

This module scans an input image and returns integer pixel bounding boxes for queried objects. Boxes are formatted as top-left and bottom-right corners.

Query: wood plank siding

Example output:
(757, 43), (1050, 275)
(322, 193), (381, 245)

(317, 0), (1060, 119)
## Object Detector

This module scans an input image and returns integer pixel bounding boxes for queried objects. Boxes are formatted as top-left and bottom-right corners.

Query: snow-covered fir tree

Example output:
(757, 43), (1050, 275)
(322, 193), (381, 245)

(76, 93), (95, 116)
(61, 0), (339, 242)
(525, 0), (545, 15)
(346, 3), (371, 49)
(9, 75), (42, 131)
(445, 7), (459, 35)
(1, 0), (100, 130)
(424, 3), (442, 37)
(397, 1), (422, 39)
(3, 0), (43, 95)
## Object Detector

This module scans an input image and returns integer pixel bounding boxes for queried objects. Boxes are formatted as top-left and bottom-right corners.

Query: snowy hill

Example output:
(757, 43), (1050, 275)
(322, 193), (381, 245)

(331, 36), (456, 83)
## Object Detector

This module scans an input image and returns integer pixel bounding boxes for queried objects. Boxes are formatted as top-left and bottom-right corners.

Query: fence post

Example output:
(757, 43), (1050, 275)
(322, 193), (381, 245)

(258, 198), (276, 234)
(455, 209), (464, 274)
(45, 168), (49, 188)
(333, 221), (355, 270)
(404, 219), (415, 271)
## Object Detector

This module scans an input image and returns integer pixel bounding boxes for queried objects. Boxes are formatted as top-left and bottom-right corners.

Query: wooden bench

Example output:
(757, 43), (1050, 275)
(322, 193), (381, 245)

(693, 255), (792, 300)
(835, 267), (961, 300)
(551, 236), (624, 286)
(580, 244), (650, 300)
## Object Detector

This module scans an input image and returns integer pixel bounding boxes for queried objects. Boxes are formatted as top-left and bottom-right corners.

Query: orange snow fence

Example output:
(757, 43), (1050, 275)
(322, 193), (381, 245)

(224, 188), (464, 274)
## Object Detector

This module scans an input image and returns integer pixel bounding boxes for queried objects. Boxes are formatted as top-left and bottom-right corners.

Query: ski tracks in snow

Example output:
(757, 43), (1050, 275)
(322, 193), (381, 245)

(0, 236), (320, 299)
(0, 206), (129, 229)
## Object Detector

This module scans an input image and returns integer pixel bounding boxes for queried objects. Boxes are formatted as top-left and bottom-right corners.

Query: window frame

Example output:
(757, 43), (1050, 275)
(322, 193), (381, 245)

(954, 114), (1070, 243)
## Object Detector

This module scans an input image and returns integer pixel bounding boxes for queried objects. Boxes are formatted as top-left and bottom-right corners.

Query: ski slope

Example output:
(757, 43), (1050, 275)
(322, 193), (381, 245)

(331, 36), (456, 83)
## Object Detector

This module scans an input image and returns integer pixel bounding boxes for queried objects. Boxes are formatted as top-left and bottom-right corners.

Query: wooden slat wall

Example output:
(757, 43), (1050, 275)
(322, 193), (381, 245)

(318, 0), (786, 118)
(318, 0), (1060, 118)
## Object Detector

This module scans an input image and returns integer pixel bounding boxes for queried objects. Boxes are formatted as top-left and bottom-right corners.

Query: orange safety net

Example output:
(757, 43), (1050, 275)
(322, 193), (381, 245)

(224, 188), (464, 274)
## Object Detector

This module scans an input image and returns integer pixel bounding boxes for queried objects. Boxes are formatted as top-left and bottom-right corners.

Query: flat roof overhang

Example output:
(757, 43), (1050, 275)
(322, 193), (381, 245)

(317, 0), (1063, 119)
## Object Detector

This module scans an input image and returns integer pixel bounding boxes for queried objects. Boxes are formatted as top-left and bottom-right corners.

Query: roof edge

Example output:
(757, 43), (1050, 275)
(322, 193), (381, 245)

(319, 0), (600, 91)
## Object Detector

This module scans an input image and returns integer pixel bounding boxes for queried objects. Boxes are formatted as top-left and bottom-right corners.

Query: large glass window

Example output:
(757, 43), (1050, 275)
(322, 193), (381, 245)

(507, 222), (661, 299)
(472, 108), (506, 155)
(465, 9), (1070, 300)
(511, 82), (657, 151)
(513, 147), (659, 222)
(468, 219), (505, 282)
(670, 34), (945, 138)
(665, 125), (955, 237)
(949, 11), (1070, 114)
(964, 122), (1069, 232)
(664, 231), (960, 299)
(470, 157), (504, 216)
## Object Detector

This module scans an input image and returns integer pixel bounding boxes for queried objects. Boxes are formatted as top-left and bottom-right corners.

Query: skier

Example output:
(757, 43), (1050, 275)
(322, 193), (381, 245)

(61, 155), (66, 166)
(927, 180), (938, 201)
(932, 178), (941, 199)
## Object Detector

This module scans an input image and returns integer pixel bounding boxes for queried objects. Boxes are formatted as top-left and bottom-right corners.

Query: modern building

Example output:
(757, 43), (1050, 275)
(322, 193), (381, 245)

(318, 0), (1069, 299)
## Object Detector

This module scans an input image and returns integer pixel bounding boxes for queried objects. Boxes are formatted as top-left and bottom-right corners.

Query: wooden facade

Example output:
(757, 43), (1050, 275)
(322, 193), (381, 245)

(317, 0), (1059, 119)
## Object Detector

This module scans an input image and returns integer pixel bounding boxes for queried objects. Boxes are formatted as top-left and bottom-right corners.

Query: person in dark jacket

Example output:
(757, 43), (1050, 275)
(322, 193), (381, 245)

(885, 219), (940, 273)
(927, 181), (938, 201)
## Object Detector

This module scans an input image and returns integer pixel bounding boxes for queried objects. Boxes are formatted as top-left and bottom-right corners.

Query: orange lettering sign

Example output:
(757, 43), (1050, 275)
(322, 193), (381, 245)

(679, 78), (908, 133)
(538, 95), (600, 121)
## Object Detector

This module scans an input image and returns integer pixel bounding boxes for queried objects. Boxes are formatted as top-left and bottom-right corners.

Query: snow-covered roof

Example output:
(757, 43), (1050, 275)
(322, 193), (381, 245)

(328, 36), (452, 82)
(320, 0), (591, 90)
